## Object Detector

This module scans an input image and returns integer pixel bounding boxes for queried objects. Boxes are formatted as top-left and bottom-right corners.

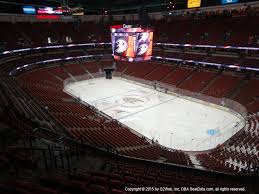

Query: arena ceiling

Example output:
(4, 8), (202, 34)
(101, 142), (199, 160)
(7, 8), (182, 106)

(61, 0), (258, 9)
(0, 0), (184, 13)
(0, 0), (176, 9)
(0, 0), (257, 13)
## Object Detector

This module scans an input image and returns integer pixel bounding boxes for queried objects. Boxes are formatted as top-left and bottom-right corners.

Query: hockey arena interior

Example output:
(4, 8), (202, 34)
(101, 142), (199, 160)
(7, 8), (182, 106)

(0, 0), (258, 193)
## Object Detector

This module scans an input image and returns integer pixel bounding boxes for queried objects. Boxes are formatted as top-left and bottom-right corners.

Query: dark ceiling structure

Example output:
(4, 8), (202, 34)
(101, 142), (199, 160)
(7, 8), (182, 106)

(0, 0), (175, 9)
(0, 0), (257, 14)
(0, 0), (180, 14)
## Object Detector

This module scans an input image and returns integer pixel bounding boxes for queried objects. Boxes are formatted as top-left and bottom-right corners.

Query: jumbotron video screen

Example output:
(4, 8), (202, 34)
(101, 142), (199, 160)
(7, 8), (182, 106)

(111, 25), (153, 62)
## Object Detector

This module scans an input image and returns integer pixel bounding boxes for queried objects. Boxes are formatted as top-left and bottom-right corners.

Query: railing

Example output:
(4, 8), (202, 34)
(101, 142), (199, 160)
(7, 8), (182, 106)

(118, 74), (247, 151)
(63, 72), (115, 122)
(12, 127), (245, 176)
(63, 72), (248, 152)
(118, 74), (247, 119)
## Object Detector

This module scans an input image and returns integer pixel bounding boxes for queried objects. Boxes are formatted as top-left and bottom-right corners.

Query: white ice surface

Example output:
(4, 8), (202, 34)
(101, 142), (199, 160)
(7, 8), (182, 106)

(64, 77), (244, 151)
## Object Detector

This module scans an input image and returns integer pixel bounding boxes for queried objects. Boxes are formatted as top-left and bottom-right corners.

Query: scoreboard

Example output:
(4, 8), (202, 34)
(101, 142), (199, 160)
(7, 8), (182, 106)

(111, 25), (153, 62)
(221, 0), (239, 4)
(187, 0), (201, 8)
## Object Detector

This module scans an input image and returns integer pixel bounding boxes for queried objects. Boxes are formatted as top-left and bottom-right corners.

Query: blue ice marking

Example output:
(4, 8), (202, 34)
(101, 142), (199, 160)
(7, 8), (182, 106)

(207, 129), (219, 136)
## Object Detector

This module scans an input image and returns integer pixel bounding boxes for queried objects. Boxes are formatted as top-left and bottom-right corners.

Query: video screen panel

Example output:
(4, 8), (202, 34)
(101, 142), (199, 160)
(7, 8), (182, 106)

(37, 7), (64, 15)
(187, 0), (201, 8)
(22, 6), (80, 15)
(221, 0), (238, 4)
(23, 6), (36, 14)
(111, 27), (153, 62)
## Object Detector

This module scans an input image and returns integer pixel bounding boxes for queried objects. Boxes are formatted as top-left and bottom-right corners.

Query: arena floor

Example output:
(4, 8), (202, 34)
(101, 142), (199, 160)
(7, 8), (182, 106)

(64, 77), (244, 151)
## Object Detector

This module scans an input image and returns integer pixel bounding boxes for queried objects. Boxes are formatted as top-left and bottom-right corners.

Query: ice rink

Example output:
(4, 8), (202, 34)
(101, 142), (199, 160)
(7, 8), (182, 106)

(64, 77), (245, 151)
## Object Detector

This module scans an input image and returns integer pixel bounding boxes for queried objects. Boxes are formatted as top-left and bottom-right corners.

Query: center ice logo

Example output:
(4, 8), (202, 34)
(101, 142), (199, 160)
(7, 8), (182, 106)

(123, 97), (144, 104)
(121, 95), (146, 108)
